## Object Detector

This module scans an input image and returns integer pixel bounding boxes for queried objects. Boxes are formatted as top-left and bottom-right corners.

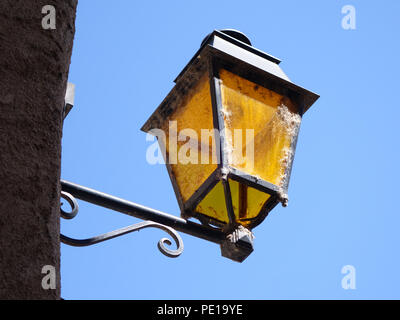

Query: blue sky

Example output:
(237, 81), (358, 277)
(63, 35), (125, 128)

(61, 0), (400, 299)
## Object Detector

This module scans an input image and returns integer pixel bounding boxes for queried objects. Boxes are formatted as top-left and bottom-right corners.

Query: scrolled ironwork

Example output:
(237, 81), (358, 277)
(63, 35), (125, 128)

(60, 193), (184, 258)
(60, 191), (79, 219)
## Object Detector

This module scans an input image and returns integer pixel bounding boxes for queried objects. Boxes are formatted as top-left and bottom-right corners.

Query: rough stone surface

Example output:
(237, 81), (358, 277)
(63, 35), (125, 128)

(0, 0), (77, 299)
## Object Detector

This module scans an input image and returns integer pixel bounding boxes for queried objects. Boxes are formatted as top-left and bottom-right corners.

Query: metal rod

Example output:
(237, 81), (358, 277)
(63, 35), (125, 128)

(60, 179), (225, 244)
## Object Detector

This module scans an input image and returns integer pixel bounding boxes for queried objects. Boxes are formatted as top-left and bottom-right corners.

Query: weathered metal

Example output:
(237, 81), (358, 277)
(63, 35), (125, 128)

(141, 29), (319, 233)
(61, 190), (184, 258)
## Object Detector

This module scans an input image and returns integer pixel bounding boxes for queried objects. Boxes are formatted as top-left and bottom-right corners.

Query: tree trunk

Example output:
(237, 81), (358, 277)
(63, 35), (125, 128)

(0, 0), (78, 299)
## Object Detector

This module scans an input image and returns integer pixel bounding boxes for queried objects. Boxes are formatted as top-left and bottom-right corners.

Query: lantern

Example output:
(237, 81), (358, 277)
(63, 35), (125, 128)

(142, 30), (319, 261)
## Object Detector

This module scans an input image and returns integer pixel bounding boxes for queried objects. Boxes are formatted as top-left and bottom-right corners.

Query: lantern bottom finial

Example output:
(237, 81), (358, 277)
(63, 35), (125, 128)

(220, 226), (254, 262)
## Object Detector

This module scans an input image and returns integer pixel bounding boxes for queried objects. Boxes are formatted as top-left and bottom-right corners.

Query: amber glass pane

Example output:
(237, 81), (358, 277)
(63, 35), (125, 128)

(195, 181), (229, 224)
(195, 179), (271, 226)
(220, 69), (301, 188)
(229, 179), (270, 226)
(159, 73), (218, 203)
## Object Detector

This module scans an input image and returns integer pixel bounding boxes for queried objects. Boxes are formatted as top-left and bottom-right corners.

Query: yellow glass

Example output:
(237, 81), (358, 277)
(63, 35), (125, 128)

(161, 73), (218, 202)
(229, 179), (271, 226)
(220, 69), (301, 187)
(195, 181), (229, 224)
(195, 179), (271, 226)
(157, 69), (298, 227)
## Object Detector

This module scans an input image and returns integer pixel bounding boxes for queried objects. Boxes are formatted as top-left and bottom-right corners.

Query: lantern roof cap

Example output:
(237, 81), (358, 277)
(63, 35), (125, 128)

(174, 30), (318, 111)
(174, 29), (283, 84)
(142, 30), (319, 133)
(201, 29), (252, 47)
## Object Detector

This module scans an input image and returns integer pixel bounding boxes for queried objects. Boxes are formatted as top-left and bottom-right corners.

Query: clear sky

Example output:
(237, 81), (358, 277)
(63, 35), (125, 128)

(61, 0), (400, 299)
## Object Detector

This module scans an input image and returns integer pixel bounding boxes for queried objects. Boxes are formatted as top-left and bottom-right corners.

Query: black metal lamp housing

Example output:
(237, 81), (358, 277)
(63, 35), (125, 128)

(141, 29), (319, 261)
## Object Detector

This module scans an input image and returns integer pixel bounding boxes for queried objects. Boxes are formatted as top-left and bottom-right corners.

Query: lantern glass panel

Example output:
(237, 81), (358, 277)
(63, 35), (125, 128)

(229, 179), (271, 226)
(160, 72), (218, 203)
(219, 69), (301, 188)
(194, 178), (271, 226)
(195, 181), (229, 224)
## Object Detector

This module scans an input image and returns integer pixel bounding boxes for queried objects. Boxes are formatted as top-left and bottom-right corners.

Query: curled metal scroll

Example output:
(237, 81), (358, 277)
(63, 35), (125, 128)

(60, 192), (184, 258)
(61, 191), (79, 219)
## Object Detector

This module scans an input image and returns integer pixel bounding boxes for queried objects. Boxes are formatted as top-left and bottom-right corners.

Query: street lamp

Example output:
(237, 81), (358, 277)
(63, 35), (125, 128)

(61, 29), (319, 262)
(141, 29), (318, 261)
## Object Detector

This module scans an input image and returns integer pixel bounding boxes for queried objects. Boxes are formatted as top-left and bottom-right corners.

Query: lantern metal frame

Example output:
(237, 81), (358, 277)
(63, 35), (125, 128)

(141, 30), (319, 232)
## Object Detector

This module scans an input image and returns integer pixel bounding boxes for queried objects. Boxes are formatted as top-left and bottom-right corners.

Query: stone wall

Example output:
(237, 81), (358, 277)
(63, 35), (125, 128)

(0, 0), (77, 299)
